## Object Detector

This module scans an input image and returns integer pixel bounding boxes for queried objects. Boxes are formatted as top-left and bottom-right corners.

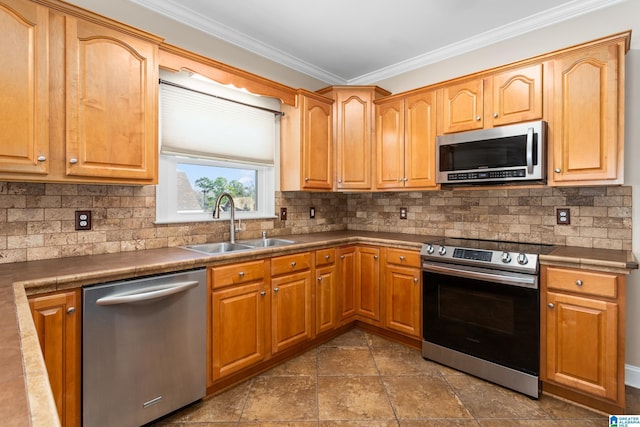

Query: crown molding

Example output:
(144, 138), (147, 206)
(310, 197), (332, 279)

(130, 0), (626, 85)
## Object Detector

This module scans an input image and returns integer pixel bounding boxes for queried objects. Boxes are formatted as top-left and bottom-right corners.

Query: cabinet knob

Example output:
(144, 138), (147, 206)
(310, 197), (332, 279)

(67, 307), (76, 314)
(373, 255), (378, 260)
(493, 112), (498, 118)
(274, 287), (279, 293)
(413, 277), (419, 283)
(397, 178), (403, 182)
(476, 116), (481, 121)
(260, 291), (266, 296)
(554, 168), (561, 173)
(404, 177), (408, 182)
(399, 256), (405, 261)
(548, 303), (555, 309)
(325, 254), (330, 260)
(317, 276), (323, 282)
(37, 155), (47, 162)
(338, 179), (342, 184)
(291, 261), (297, 267)
(576, 279), (583, 287)
(69, 158), (78, 164)
(304, 177), (309, 182)
(340, 255), (345, 260)
(239, 271), (245, 277)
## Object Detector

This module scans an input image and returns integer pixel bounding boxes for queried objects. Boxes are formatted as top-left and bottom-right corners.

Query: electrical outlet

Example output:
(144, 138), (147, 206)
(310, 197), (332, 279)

(556, 208), (570, 225)
(280, 207), (287, 221)
(310, 207), (315, 218)
(75, 210), (92, 230)
(399, 207), (408, 220)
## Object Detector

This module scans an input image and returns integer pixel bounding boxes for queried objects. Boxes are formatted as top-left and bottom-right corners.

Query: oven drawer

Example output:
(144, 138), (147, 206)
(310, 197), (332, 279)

(386, 248), (420, 267)
(543, 266), (618, 298)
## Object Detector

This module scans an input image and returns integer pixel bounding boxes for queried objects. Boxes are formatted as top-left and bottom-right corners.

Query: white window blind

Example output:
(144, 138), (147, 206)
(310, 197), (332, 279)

(160, 80), (279, 165)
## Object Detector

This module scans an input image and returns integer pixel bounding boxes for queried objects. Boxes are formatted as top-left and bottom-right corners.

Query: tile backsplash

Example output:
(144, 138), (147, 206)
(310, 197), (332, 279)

(0, 182), (631, 264)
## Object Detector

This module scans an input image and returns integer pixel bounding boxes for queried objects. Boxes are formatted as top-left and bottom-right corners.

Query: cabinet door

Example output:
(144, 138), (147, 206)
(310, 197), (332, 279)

(212, 282), (268, 380)
(29, 290), (81, 427)
(384, 264), (421, 338)
(301, 95), (332, 190)
(550, 42), (622, 184)
(0, 0), (49, 175)
(65, 17), (158, 182)
(544, 291), (618, 401)
(335, 91), (373, 190)
(487, 63), (543, 127)
(337, 246), (357, 322)
(271, 271), (313, 353)
(376, 99), (404, 189)
(404, 90), (437, 189)
(439, 79), (484, 133)
(356, 246), (381, 322)
(316, 264), (337, 335)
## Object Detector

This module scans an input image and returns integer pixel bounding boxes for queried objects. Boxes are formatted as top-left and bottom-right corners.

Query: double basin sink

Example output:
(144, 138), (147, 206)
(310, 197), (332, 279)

(183, 238), (295, 255)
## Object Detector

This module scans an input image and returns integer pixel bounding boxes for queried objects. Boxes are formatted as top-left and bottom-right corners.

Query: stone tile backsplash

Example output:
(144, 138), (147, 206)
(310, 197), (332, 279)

(0, 182), (631, 264)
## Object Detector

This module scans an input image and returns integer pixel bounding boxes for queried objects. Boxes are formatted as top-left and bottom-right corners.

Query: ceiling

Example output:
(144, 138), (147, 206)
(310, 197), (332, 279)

(129, 0), (623, 85)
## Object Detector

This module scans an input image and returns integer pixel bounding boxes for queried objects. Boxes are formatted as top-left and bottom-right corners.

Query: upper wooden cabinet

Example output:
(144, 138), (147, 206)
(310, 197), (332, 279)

(65, 17), (159, 182)
(281, 90), (334, 191)
(0, 0), (162, 184)
(317, 86), (390, 190)
(438, 63), (543, 133)
(549, 35), (626, 185)
(375, 89), (438, 190)
(0, 0), (50, 176)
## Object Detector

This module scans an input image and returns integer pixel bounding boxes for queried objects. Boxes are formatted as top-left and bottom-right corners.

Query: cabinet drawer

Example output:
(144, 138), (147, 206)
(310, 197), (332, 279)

(316, 248), (336, 266)
(544, 266), (618, 299)
(386, 248), (420, 267)
(271, 252), (312, 276)
(211, 260), (265, 289)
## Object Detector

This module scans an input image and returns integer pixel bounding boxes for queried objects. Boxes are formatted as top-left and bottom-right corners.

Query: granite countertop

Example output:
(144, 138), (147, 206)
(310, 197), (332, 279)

(1, 230), (637, 425)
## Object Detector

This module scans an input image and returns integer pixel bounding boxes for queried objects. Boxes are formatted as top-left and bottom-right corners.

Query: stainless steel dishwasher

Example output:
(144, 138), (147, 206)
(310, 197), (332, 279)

(83, 269), (206, 427)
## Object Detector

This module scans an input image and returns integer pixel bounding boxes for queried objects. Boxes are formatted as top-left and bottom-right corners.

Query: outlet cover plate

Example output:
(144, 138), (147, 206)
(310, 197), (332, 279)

(75, 210), (92, 230)
(556, 208), (570, 225)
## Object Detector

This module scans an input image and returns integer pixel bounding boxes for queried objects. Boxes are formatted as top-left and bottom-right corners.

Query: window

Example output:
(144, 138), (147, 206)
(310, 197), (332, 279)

(156, 71), (279, 223)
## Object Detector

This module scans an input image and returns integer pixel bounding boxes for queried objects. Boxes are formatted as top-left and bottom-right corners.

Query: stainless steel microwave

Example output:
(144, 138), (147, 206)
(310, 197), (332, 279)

(436, 120), (547, 185)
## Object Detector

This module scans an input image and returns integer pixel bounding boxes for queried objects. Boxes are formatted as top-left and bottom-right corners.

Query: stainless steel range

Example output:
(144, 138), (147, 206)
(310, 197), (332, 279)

(420, 238), (555, 398)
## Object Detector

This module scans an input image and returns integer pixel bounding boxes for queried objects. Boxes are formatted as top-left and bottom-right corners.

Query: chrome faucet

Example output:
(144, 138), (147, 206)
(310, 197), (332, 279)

(213, 192), (237, 243)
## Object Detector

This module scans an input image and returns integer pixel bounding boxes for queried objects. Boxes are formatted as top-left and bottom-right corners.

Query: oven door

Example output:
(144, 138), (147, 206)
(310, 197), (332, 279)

(423, 261), (539, 375)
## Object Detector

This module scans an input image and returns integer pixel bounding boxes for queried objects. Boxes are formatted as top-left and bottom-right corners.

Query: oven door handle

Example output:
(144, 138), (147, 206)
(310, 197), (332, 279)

(526, 126), (534, 175)
(423, 262), (538, 289)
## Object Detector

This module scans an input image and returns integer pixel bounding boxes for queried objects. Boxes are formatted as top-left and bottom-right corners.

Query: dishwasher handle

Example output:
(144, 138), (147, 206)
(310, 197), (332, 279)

(96, 280), (199, 306)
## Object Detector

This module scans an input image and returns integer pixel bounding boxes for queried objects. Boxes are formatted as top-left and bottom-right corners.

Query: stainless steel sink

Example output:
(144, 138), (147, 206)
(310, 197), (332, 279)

(182, 238), (295, 255)
(239, 238), (296, 248)
(183, 242), (254, 255)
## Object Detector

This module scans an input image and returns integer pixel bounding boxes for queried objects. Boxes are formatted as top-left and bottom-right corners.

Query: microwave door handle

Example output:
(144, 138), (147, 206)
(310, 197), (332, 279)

(526, 127), (534, 174)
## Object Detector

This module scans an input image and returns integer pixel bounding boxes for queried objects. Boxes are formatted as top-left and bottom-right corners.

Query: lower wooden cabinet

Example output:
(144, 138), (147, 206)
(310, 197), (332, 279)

(29, 289), (81, 427)
(315, 248), (337, 335)
(337, 246), (357, 323)
(541, 265), (626, 413)
(271, 252), (313, 353)
(384, 248), (422, 338)
(355, 246), (381, 323)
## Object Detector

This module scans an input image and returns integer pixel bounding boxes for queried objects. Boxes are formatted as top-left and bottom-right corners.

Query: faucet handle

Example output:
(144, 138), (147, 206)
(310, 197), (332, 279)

(261, 231), (267, 239)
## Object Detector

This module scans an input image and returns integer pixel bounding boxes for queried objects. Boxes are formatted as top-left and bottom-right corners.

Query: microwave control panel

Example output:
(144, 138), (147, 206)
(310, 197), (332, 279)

(447, 168), (526, 181)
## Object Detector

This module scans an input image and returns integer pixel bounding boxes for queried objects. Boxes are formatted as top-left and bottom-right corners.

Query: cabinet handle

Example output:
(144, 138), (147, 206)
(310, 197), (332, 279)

(373, 255), (378, 260)
(291, 261), (297, 268)
(67, 307), (76, 314)
(325, 255), (330, 260)
(554, 168), (561, 173)
(69, 158), (78, 164)
(340, 255), (345, 260)
(493, 112), (498, 118)
(399, 256), (405, 261)
(37, 155), (47, 162)
(576, 279), (583, 287)
(413, 277), (419, 283)
(274, 287), (279, 293)
(404, 177), (408, 182)
(304, 177), (309, 182)
(239, 271), (245, 277)
(260, 291), (266, 296)
(548, 303), (554, 309)
(476, 116), (481, 121)
(397, 178), (403, 182)
(338, 179), (342, 184)
(317, 276), (323, 282)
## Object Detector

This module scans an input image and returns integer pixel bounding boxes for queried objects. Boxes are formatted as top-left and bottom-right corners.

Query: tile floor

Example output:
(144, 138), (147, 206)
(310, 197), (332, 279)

(152, 328), (639, 426)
